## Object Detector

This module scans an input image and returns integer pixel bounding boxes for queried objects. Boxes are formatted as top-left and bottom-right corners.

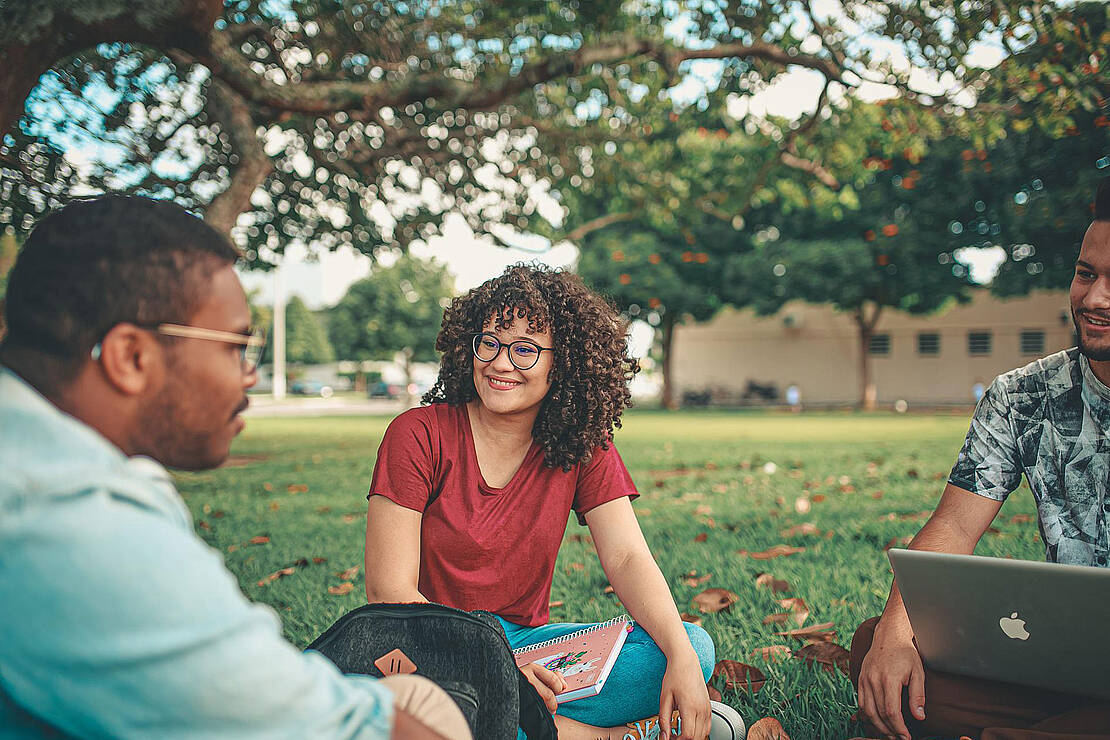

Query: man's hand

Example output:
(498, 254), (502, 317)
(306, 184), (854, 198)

(856, 627), (926, 740)
(519, 662), (566, 713)
(658, 655), (711, 740)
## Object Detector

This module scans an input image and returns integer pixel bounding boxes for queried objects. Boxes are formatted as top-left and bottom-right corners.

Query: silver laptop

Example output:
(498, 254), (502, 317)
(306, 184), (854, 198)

(888, 549), (1110, 699)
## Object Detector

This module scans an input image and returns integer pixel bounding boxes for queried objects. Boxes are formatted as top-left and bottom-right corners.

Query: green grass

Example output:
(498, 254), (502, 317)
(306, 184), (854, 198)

(174, 409), (1042, 739)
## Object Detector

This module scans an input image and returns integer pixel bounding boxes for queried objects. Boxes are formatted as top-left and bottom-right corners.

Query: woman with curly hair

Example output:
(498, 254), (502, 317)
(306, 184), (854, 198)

(363, 264), (731, 740)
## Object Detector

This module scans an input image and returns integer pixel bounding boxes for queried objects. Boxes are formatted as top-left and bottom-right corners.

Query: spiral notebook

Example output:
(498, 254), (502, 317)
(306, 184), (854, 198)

(512, 615), (633, 703)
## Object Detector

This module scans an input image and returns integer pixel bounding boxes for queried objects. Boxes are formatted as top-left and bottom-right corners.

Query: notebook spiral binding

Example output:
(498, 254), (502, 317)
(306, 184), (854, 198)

(510, 614), (632, 654)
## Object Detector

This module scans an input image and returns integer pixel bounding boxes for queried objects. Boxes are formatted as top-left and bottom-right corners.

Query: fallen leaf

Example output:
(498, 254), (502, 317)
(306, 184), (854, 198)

(312, 557), (327, 564)
(778, 598), (810, 624)
(336, 566), (360, 580)
(248, 535), (270, 545)
(871, 491), (885, 500)
(712, 659), (766, 692)
(781, 523), (821, 537)
(838, 485), (855, 493)
(712, 484), (728, 494)
(227, 544), (238, 553)
(754, 573), (791, 593)
(795, 642), (850, 675)
(680, 613), (703, 626)
(707, 684), (722, 701)
(316, 506), (332, 514)
(262, 482), (274, 491)
(838, 475), (851, 486)
(341, 513), (359, 523)
(198, 520), (211, 530)
(548, 600), (564, 608)
(287, 483), (309, 493)
(692, 587), (739, 614)
(884, 535), (913, 551)
(212, 510), (225, 518)
(694, 533), (708, 543)
(328, 582), (354, 595)
(269, 501), (281, 511)
(750, 645), (792, 662)
(739, 545), (805, 560)
(1010, 513), (1035, 524)
(899, 511), (931, 521)
(683, 573), (713, 587)
(794, 497), (811, 514)
(695, 505), (713, 516)
(986, 526), (1002, 535)
(775, 622), (836, 642)
(603, 585), (615, 594)
(762, 613), (792, 625)
(906, 468), (919, 478)
(748, 717), (790, 740)
(257, 566), (297, 587)
(812, 494), (828, 502)
(569, 562), (585, 571)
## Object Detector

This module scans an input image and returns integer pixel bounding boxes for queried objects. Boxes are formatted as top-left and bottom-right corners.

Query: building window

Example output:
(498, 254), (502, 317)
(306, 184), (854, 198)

(917, 332), (940, 356)
(869, 333), (891, 355)
(1020, 330), (1045, 355)
(968, 331), (992, 356)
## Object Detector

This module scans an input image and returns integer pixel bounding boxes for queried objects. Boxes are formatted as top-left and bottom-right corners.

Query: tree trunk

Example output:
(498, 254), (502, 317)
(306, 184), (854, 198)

(660, 314), (678, 411)
(401, 348), (416, 408)
(0, 0), (221, 134)
(854, 303), (883, 411)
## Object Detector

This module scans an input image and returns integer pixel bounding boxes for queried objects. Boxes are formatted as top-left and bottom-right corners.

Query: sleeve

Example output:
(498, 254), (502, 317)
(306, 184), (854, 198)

(367, 409), (438, 512)
(572, 442), (639, 525)
(948, 376), (1024, 501)
(0, 489), (393, 740)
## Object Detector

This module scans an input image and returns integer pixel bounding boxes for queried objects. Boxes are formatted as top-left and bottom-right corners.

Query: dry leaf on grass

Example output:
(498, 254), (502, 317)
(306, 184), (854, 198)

(778, 598), (810, 625)
(884, 535), (913, 551)
(328, 582), (354, 595)
(312, 557), (327, 564)
(775, 622), (836, 642)
(287, 483), (309, 493)
(680, 613), (703, 626)
(762, 613), (792, 625)
(341, 513), (360, 523)
(248, 535), (270, 545)
(569, 562), (585, 571)
(754, 572), (792, 593)
(695, 505), (713, 515)
(711, 659), (766, 692)
(795, 642), (850, 675)
(548, 600), (564, 609)
(812, 493), (828, 502)
(603, 585), (615, 594)
(683, 573), (712, 587)
(692, 587), (739, 613)
(750, 645), (792, 662)
(794, 497), (811, 514)
(257, 567), (296, 587)
(780, 523), (821, 537)
(316, 506), (332, 514)
(708, 684), (722, 701)
(336, 566), (360, 580)
(739, 544), (805, 560)
(694, 533), (708, 543)
(747, 716), (790, 740)
(1010, 513), (1035, 524)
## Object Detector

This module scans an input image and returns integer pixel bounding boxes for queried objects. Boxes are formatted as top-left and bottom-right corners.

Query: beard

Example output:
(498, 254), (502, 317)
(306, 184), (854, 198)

(1073, 309), (1110, 361)
(136, 373), (239, 471)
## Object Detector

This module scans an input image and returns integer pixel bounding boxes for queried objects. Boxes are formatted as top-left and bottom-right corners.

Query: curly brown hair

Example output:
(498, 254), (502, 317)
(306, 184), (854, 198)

(423, 263), (640, 470)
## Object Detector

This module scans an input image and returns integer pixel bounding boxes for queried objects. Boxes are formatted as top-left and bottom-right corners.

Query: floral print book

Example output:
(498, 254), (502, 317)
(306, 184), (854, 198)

(512, 615), (633, 703)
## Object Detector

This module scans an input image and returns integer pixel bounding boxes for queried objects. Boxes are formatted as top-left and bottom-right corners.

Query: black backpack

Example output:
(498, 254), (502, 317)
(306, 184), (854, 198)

(308, 602), (557, 739)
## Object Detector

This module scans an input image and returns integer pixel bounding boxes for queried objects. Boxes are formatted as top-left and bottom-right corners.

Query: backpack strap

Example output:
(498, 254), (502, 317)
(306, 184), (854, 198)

(516, 671), (557, 740)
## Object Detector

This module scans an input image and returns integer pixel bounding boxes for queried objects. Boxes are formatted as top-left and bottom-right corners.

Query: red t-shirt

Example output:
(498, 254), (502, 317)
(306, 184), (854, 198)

(367, 403), (638, 626)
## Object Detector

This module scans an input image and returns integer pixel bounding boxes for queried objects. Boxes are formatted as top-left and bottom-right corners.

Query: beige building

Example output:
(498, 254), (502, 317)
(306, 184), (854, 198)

(672, 289), (1075, 406)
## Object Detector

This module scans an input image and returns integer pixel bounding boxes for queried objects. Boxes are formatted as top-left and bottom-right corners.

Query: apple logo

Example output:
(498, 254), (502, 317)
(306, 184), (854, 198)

(999, 611), (1030, 640)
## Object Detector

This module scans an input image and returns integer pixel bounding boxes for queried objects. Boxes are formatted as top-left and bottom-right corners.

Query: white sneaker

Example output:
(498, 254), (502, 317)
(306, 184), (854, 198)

(709, 700), (746, 740)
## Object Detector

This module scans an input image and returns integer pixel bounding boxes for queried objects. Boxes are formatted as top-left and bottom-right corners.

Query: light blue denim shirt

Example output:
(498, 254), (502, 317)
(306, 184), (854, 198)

(0, 366), (393, 738)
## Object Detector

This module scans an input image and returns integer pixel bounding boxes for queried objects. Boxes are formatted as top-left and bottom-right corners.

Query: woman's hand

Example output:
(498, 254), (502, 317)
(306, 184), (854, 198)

(659, 654), (711, 740)
(519, 662), (567, 714)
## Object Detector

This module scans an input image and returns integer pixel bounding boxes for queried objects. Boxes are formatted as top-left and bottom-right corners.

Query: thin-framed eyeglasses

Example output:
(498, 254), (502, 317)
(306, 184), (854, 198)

(91, 323), (267, 374)
(471, 332), (554, 371)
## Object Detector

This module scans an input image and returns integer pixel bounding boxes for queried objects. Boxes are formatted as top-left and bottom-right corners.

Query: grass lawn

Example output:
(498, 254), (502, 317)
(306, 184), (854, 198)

(174, 409), (1042, 739)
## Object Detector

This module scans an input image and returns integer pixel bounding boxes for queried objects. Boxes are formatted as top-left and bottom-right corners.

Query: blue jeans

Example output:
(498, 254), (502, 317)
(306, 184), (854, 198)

(498, 616), (715, 733)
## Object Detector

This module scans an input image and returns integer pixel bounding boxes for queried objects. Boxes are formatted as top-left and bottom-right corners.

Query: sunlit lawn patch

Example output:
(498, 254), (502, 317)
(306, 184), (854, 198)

(175, 409), (1040, 739)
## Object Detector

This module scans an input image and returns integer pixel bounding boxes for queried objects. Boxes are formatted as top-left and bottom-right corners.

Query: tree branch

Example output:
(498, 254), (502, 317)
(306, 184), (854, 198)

(564, 212), (638, 242)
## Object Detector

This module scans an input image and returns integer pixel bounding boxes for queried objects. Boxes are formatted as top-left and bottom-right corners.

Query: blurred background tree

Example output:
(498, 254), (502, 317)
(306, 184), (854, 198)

(327, 254), (453, 393)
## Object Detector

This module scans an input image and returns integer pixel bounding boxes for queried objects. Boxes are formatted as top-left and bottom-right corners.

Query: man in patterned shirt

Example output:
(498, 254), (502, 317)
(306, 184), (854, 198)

(850, 179), (1110, 740)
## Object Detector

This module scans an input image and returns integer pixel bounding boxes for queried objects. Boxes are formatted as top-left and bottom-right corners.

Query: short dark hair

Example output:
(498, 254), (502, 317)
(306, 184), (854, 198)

(0, 194), (239, 388)
(424, 263), (640, 470)
(1097, 178), (1110, 222)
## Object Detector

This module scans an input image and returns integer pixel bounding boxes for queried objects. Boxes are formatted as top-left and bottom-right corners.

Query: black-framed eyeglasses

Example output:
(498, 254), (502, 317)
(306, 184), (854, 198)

(91, 323), (267, 374)
(471, 332), (554, 371)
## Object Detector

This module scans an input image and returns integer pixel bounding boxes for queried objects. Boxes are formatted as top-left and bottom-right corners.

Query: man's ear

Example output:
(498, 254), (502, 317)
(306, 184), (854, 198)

(96, 324), (165, 396)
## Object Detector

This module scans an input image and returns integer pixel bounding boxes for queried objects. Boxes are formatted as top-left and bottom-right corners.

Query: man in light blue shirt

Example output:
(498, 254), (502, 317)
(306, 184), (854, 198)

(0, 195), (467, 739)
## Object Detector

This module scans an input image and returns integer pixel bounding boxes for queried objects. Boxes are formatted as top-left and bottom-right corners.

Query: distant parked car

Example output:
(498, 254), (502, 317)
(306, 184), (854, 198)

(367, 381), (400, 399)
(290, 379), (334, 398)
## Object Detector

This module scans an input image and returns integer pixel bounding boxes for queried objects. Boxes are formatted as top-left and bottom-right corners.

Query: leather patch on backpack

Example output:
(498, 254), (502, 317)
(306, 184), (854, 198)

(374, 648), (418, 676)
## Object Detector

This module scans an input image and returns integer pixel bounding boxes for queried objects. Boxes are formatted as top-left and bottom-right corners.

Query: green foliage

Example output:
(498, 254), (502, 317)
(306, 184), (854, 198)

(282, 295), (334, 365)
(327, 254), (453, 365)
(176, 409), (1042, 736)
